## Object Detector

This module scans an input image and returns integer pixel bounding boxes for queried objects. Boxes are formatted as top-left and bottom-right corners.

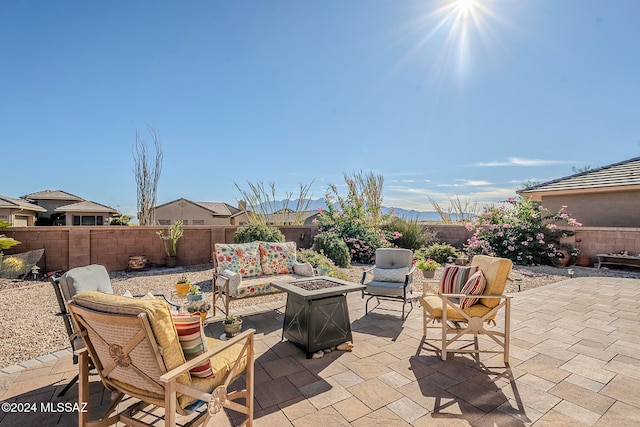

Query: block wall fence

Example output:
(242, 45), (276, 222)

(2, 225), (639, 273)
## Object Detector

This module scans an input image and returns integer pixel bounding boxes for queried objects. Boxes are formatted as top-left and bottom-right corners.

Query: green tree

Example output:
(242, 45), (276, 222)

(110, 215), (133, 225)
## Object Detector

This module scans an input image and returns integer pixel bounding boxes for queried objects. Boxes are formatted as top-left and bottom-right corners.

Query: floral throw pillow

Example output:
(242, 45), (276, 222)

(259, 242), (297, 275)
(215, 242), (262, 277)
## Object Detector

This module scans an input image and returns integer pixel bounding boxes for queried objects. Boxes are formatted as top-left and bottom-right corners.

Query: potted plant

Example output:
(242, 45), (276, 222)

(223, 314), (243, 338)
(186, 284), (203, 302)
(156, 219), (183, 267)
(186, 299), (211, 324)
(316, 259), (331, 276)
(415, 258), (440, 279)
(175, 274), (191, 296)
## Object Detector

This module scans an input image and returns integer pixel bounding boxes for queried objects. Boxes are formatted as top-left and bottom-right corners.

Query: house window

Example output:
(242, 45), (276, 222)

(72, 215), (105, 226)
(158, 220), (171, 225)
(193, 220), (204, 225)
(182, 220), (188, 225)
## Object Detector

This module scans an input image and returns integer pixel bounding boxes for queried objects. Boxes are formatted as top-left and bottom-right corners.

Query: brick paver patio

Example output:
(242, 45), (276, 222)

(1, 276), (639, 426)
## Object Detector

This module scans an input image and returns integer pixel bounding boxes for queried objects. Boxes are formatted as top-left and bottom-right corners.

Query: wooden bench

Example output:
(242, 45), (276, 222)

(596, 253), (640, 270)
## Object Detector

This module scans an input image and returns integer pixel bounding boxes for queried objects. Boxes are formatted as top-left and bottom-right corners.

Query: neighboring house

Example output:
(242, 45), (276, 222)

(54, 200), (121, 226)
(153, 198), (248, 226)
(0, 194), (47, 226)
(518, 157), (640, 227)
(264, 209), (321, 225)
(21, 189), (120, 226)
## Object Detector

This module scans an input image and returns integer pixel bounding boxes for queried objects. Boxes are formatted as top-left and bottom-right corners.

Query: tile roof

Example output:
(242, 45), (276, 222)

(519, 156), (640, 194)
(21, 189), (84, 201)
(193, 202), (242, 216)
(0, 195), (47, 212)
(54, 201), (120, 214)
(154, 198), (243, 217)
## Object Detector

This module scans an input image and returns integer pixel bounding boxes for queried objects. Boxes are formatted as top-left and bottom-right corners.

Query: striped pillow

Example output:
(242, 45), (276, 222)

(459, 271), (486, 309)
(172, 314), (214, 378)
(440, 265), (478, 295)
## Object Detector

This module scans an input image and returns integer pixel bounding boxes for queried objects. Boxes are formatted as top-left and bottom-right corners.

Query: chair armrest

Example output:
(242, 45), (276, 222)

(361, 265), (376, 284)
(439, 293), (511, 299)
(404, 265), (416, 285)
(212, 271), (230, 288)
(159, 328), (256, 383)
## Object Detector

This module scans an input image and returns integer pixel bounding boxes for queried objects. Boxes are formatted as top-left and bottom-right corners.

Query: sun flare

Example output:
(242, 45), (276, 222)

(455, 0), (477, 17)
(399, 0), (503, 84)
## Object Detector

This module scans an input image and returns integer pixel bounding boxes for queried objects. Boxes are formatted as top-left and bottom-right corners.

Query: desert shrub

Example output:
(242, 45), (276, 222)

(312, 232), (351, 268)
(234, 223), (285, 243)
(297, 249), (348, 280)
(415, 243), (459, 264)
(382, 217), (435, 251)
(464, 197), (581, 265)
(315, 173), (394, 264)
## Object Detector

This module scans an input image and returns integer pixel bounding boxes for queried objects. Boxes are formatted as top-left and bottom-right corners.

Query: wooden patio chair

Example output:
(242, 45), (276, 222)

(50, 264), (180, 396)
(419, 255), (513, 362)
(68, 290), (255, 427)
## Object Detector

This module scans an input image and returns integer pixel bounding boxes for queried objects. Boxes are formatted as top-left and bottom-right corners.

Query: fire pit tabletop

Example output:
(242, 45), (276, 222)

(271, 276), (365, 300)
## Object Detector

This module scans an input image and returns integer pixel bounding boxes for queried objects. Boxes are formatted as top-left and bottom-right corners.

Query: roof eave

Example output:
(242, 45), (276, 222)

(520, 184), (640, 201)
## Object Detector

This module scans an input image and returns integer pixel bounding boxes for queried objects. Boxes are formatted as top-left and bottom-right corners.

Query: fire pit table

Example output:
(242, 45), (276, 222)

(271, 276), (365, 358)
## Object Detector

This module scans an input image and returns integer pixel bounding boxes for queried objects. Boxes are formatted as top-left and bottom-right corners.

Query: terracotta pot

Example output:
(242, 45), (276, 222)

(175, 282), (190, 296)
(555, 248), (570, 267)
(422, 270), (435, 279)
(128, 255), (147, 270)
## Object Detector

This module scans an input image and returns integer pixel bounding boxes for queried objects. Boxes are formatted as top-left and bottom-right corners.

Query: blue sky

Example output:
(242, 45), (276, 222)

(2, 0), (639, 219)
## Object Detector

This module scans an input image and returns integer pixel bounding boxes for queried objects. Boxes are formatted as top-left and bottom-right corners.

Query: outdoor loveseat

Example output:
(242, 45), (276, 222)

(212, 241), (314, 315)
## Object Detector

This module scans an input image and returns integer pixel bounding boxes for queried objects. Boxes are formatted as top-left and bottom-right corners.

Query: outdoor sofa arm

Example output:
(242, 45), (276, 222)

(293, 261), (315, 277)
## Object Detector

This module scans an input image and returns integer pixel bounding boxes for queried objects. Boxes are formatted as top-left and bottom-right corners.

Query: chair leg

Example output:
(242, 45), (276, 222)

(58, 373), (78, 397)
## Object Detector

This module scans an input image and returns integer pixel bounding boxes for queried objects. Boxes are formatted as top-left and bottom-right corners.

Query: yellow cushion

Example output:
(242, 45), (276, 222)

(419, 295), (494, 321)
(470, 255), (512, 308)
(190, 337), (251, 394)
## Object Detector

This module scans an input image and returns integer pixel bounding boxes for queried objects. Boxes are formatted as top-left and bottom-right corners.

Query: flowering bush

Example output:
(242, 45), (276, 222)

(464, 197), (581, 266)
(314, 179), (397, 264)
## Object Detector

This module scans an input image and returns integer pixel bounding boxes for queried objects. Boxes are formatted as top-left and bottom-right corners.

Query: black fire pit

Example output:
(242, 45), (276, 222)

(271, 277), (365, 358)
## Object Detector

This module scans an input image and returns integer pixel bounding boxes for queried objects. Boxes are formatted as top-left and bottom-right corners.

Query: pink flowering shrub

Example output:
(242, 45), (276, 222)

(464, 197), (581, 266)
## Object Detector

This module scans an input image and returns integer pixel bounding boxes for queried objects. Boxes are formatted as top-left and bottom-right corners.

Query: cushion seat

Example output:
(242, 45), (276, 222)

(419, 295), (495, 321)
(362, 281), (406, 297)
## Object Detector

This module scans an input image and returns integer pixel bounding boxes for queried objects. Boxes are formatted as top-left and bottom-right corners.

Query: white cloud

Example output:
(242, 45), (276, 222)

(474, 157), (571, 167)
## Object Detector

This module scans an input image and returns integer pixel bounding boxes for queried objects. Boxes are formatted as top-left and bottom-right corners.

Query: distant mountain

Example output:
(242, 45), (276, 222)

(256, 199), (442, 221)
(381, 207), (442, 221)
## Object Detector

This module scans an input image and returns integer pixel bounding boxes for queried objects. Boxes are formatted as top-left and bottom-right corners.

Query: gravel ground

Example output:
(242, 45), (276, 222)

(1, 262), (639, 370)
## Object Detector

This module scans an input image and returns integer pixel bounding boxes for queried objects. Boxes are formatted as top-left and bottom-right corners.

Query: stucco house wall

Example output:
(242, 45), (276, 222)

(155, 202), (224, 225)
(154, 199), (248, 226)
(519, 157), (640, 229)
(537, 190), (640, 228)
